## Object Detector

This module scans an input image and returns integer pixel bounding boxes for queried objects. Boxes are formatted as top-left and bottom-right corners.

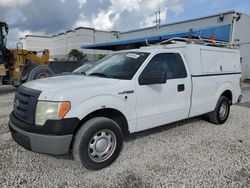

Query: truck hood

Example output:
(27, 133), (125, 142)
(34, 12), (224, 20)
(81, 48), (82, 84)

(22, 74), (134, 114)
(23, 75), (119, 92)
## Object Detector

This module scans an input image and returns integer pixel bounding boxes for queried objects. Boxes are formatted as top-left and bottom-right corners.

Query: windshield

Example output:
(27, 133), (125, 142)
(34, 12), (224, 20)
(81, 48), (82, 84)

(86, 52), (149, 80)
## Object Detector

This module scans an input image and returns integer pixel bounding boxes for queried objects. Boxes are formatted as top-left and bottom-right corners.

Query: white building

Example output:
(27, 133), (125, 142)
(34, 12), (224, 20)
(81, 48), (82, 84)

(21, 10), (250, 79)
(21, 27), (117, 61)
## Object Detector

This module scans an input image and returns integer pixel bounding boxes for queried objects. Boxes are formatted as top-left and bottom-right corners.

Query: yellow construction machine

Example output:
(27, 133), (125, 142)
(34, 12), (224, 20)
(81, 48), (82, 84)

(0, 21), (53, 86)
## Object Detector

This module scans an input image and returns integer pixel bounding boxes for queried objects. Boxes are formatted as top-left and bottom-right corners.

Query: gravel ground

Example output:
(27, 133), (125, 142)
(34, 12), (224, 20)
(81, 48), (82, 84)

(0, 86), (250, 187)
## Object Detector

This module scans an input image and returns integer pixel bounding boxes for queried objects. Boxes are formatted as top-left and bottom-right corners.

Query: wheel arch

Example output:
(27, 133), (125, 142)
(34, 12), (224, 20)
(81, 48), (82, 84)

(215, 82), (234, 105)
(74, 108), (129, 137)
(220, 90), (232, 104)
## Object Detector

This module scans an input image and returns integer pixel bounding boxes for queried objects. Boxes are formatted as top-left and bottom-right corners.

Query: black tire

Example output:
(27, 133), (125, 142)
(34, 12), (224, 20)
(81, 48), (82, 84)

(20, 63), (38, 81)
(73, 117), (123, 170)
(27, 65), (53, 81)
(208, 96), (230, 124)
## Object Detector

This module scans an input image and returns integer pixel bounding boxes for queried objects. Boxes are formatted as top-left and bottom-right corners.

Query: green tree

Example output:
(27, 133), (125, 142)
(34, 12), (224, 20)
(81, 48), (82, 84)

(68, 49), (86, 61)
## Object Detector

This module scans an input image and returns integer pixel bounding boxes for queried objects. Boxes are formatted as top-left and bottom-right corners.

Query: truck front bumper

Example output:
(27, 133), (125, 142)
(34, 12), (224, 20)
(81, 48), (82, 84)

(9, 112), (80, 155)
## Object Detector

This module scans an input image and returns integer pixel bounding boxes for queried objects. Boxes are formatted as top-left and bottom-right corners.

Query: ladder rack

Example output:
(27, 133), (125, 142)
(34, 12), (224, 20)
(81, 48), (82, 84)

(146, 37), (240, 49)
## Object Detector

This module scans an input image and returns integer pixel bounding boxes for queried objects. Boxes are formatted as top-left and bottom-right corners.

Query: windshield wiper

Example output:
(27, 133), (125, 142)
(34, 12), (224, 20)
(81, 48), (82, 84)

(88, 72), (112, 78)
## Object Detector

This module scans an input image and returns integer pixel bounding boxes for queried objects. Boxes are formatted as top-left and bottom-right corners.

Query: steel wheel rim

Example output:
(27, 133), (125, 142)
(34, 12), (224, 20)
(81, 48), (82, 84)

(219, 102), (228, 120)
(88, 129), (117, 162)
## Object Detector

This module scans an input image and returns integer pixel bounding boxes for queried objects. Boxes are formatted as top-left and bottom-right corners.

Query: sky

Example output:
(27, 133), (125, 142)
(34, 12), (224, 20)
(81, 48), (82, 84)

(0, 0), (250, 48)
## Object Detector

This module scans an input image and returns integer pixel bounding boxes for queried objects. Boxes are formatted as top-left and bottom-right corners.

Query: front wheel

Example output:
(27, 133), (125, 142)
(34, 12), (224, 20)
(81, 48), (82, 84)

(27, 65), (53, 81)
(73, 117), (123, 170)
(208, 96), (230, 124)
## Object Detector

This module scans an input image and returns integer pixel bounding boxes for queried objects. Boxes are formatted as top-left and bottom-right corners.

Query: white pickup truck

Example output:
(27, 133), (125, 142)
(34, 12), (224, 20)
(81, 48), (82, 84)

(9, 41), (242, 170)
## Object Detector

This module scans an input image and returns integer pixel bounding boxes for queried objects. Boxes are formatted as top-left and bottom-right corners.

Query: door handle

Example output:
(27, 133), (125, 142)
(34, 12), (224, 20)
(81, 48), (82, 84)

(177, 84), (185, 92)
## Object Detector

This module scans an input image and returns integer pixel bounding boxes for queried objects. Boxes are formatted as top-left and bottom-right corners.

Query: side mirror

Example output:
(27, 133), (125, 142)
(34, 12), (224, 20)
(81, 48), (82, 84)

(139, 71), (166, 85)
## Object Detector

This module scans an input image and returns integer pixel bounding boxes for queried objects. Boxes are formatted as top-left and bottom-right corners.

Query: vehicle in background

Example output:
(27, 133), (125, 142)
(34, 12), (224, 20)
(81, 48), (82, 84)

(51, 61), (99, 77)
(0, 21), (53, 86)
(9, 38), (242, 170)
(73, 61), (99, 74)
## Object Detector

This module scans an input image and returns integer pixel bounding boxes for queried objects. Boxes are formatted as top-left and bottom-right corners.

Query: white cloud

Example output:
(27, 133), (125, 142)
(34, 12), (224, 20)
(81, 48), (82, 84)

(74, 14), (93, 28)
(75, 0), (184, 30)
(75, 10), (120, 30)
(144, 0), (165, 12)
(7, 28), (44, 48)
(110, 0), (140, 12)
(0, 0), (31, 8)
(1, 0), (185, 47)
(142, 15), (156, 28)
(93, 10), (119, 30)
(168, 1), (183, 14)
(17, 29), (44, 38)
(78, 0), (87, 9)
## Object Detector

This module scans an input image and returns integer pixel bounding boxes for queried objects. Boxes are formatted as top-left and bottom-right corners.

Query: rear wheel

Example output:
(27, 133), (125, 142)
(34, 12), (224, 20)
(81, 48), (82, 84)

(208, 96), (230, 124)
(27, 65), (53, 81)
(73, 117), (123, 170)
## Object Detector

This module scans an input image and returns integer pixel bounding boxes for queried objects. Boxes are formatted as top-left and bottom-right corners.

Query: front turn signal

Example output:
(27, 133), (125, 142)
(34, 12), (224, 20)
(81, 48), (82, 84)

(58, 102), (71, 119)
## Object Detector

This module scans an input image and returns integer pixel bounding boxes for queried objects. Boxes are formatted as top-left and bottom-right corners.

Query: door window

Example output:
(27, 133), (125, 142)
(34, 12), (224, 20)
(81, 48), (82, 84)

(142, 53), (187, 79)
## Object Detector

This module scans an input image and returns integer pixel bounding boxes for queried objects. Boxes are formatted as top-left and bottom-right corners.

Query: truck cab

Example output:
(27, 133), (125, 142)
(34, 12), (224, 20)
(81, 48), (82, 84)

(9, 40), (242, 170)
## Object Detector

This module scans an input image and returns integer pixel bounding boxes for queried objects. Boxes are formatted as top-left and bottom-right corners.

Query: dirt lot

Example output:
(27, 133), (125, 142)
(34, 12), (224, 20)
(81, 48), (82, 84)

(0, 86), (250, 187)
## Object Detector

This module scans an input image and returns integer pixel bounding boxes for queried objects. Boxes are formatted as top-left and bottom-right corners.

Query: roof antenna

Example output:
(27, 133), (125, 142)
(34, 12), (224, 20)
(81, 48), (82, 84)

(153, 8), (161, 30)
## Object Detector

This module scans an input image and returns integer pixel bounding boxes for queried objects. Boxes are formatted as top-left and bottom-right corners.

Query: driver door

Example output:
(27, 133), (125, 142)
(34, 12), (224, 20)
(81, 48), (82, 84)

(135, 53), (191, 132)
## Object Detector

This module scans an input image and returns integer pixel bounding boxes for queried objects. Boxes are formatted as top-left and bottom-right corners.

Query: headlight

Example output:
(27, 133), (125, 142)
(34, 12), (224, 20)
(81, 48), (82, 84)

(35, 101), (71, 126)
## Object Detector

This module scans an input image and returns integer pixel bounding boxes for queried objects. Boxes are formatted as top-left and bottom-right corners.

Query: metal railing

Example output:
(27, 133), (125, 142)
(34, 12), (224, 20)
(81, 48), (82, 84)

(146, 37), (240, 49)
